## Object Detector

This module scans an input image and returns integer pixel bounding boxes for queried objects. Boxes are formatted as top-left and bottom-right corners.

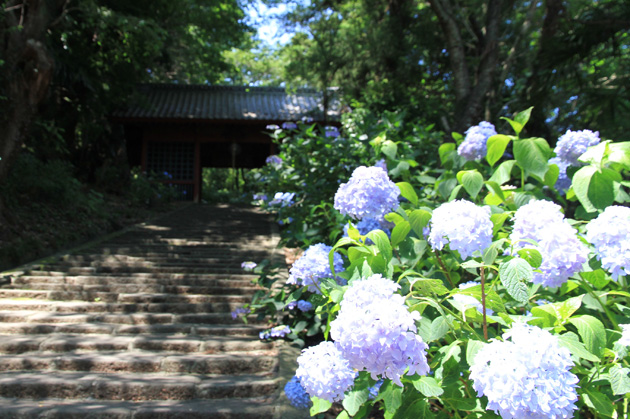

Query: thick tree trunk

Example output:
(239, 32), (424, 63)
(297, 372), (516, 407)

(0, 1), (58, 183)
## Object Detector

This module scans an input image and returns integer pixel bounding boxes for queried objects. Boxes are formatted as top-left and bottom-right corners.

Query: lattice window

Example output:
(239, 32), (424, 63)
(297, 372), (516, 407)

(146, 142), (194, 181)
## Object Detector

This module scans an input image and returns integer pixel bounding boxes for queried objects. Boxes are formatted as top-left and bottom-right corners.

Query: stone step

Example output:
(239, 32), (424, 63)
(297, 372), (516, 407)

(0, 293), (251, 306)
(0, 334), (273, 354)
(12, 274), (258, 287)
(0, 351), (278, 375)
(5, 284), (259, 297)
(0, 397), (277, 419)
(0, 371), (279, 400)
(39, 265), (254, 275)
(0, 322), (263, 337)
(0, 296), (250, 312)
(0, 310), (264, 326)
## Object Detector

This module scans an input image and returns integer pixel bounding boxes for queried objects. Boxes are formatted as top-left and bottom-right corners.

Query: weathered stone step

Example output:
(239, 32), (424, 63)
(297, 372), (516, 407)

(0, 351), (278, 375)
(0, 293), (251, 306)
(0, 371), (279, 400)
(6, 284), (258, 297)
(13, 274), (258, 287)
(38, 265), (253, 275)
(0, 322), (263, 337)
(0, 397), (277, 419)
(0, 334), (273, 354)
(0, 310), (264, 326)
(0, 299), (246, 314)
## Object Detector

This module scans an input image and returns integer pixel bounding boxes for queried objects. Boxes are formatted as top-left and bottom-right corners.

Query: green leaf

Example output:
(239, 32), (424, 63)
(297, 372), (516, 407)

(572, 166), (621, 212)
(569, 315), (607, 357)
(582, 389), (615, 417)
(310, 397), (332, 415)
(412, 376), (444, 398)
(608, 141), (630, 169)
(466, 340), (486, 367)
(382, 140), (398, 160)
(380, 381), (403, 412)
(609, 364), (630, 395)
(514, 137), (552, 180)
(486, 134), (512, 166)
(391, 220), (411, 248)
(489, 160), (516, 185)
(498, 258), (531, 303)
(579, 269), (609, 289)
(438, 143), (456, 165)
(557, 332), (600, 362)
(501, 117), (524, 137)
(396, 182), (418, 206)
(342, 386), (370, 416)
(367, 230), (392, 261)
(410, 278), (450, 296)
(457, 170), (484, 199)
(544, 162), (560, 188)
(513, 107), (533, 128)
(409, 209), (432, 237)
(578, 141), (609, 166)
(516, 248), (542, 268)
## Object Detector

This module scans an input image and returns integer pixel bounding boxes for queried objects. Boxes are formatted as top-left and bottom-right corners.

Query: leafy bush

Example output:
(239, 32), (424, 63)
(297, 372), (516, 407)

(240, 108), (630, 418)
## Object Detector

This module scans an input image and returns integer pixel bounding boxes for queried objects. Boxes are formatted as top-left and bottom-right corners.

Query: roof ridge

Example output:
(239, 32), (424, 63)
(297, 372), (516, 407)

(138, 83), (321, 95)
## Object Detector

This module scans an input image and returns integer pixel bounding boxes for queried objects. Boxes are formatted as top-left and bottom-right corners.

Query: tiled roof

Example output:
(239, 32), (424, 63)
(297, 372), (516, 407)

(114, 84), (340, 122)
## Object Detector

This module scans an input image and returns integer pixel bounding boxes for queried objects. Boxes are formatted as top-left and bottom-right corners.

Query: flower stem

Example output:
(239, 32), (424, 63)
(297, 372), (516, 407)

(434, 250), (454, 288)
(579, 278), (619, 330)
(481, 266), (488, 341)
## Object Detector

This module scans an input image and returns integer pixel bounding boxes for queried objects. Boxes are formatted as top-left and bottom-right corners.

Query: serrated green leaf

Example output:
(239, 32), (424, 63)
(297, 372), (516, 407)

(310, 397), (332, 415)
(409, 209), (432, 237)
(569, 315), (607, 358)
(516, 248), (542, 268)
(514, 137), (552, 180)
(579, 269), (609, 289)
(501, 117), (524, 137)
(608, 141), (630, 169)
(391, 220), (411, 248)
(342, 386), (370, 416)
(499, 258), (531, 303)
(582, 389), (615, 417)
(410, 278), (450, 296)
(608, 364), (630, 395)
(573, 166), (621, 212)
(396, 182), (418, 206)
(489, 160), (517, 185)
(466, 340), (486, 367)
(486, 134), (512, 166)
(367, 230), (392, 261)
(514, 107), (533, 128)
(412, 376), (444, 398)
(557, 331), (600, 362)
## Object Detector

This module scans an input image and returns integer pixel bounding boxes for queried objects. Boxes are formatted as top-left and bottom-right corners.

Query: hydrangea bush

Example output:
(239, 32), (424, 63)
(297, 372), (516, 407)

(244, 107), (630, 418)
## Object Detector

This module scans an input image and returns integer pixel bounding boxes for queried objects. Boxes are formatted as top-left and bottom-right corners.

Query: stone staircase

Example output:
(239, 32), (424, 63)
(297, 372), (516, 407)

(0, 204), (302, 418)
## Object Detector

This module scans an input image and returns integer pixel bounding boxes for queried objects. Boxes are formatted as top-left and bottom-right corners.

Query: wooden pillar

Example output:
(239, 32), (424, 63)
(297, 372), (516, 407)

(194, 139), (201, 203)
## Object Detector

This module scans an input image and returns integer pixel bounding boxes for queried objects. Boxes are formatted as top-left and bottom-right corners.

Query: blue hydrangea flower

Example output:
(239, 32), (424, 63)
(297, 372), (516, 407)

(368, 380), (383, 400)
(297, 300), (313, 312)
(457, 121), (497, 161)
(375, 159), (387, 172)
(510, 200), (588, 287)
(452, 281), (494, 316)
(241, 261), (257, 271)
(266, 124), (280, 130)
(230, 306), (250, 320)
(253, 193), (267, 201)
(269, 192), (295, 207)
(343, 217), (393, 244)
(619, 324), (630, 346)
(284, 376), (311, 409)
(287, 243), (345, 294)
(470, 323), (578, 419)
(428, 200), (493, 260)
(330, 274), (430, 386)
(554, 129), (600, 166)
(585, 205), (630, 280)
(334, 166), (400, 220)
(302, 116), (314, 123)
(325, 126), (340, 137)
(296, 341), (356, 402)
(548, 157), (572, 194)
(265, 155), (283, 165)
(259, 325), (291, 340)
(282, 121), (297, 130)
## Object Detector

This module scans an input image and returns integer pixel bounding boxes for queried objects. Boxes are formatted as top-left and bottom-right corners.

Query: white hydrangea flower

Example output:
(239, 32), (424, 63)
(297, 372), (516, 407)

(585, 206), (630, 280)
(470, 323), (578, 419)
(619, 324), (630, 346)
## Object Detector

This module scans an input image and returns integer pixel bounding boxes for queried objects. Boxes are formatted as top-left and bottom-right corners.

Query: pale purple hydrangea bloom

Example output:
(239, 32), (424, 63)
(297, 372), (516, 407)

(452, 281), (494, 316)
(265, 155), (283, 165)
(287, 243), (345, 294)
(284, 376), (311, 409)
(457, 121), (497, 161)
(548, 157), (572, 194)
(297, 300), (313, 312)
(296, 341), (356, 403)
(230, 307), (250, 319)
(554, 129), (600, 166)
(241, 261), (257, 271)
(375, 159), (387, 172)
(269, 192), (295, 207)
(334, 166), (400, 220)
(368, 380), (383, 400)
(325, 126), (340, 138)
(253, 193), (267, 201)
(282, 121), (297, 130)
(302, 116), (314, 123)
(470, 323), (578, 419)
(428, 200), (493, 260)
(343, 217), (393, 243)
(585, 206), (630, 280)
(330, 274), (430, 386)
(510, 200), (588, 287)
(260, 325), (291, 340)
(619, 324), (630, 346)
(266, 124), (280, 130)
